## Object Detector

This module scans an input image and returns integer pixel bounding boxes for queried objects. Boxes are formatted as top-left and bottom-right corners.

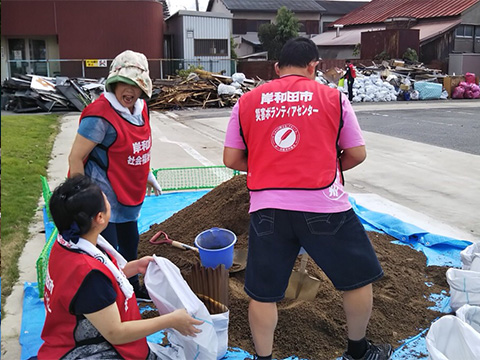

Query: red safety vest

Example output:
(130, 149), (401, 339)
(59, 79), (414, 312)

(238, 75), (343, 191)
(80, 94), (151, 206)
(38, 240), (149, 360)
(347, 63), (356, 79)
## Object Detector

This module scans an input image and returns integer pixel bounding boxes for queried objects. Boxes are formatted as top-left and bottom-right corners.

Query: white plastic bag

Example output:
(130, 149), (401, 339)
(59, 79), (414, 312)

(426, 315), (480, 360)
(144, 255), (218, 360)
(461, 243), (480, 272)
(446, 268), (480, 311)
(231, 72), (246, 84)
(217, 83), (236, 95)
(212, 311), (229, 358)
(456, 304), (480, 334)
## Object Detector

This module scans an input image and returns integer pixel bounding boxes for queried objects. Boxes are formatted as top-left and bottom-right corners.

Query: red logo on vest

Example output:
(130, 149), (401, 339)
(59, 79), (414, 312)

(271, 124), (300, 152)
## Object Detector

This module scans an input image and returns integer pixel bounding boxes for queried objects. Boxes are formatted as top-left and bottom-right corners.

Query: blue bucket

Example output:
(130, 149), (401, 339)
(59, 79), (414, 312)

(195, 228), (237, 269)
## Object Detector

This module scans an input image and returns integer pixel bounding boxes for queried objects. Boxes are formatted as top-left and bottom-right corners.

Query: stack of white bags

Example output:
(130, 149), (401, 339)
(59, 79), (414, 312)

(426, 242), (480, 360)
(336, 74), (398, 103)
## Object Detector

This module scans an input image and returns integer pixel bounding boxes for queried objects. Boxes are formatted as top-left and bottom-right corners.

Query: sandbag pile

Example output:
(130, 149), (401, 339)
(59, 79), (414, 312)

(339, 75), (398, 103)
(426, 242), (480, 360)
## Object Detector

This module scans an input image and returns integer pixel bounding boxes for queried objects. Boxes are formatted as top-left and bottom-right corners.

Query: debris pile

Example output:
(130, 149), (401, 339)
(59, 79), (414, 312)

(2, 60), (476, 113)
(148, 70), (258, 110)
(1, 70), (261, 113)
(1, 75), (104, 113)
(316, 59), (456, 102)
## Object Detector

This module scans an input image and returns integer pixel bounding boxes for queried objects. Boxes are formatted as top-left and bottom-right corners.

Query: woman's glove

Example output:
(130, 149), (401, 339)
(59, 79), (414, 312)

(146, 171), (162, 196)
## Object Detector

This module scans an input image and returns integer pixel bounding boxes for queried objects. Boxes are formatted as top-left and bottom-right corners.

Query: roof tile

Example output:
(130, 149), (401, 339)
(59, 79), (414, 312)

(220, 0), (325, 12)
(335, 0), (480, 25)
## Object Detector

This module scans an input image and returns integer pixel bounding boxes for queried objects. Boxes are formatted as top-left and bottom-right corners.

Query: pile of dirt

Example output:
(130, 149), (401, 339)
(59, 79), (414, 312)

(138, 175), (449, 359)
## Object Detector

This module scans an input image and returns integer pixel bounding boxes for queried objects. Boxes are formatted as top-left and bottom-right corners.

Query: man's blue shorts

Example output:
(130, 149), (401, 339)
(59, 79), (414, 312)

(244, 208), (384, 302)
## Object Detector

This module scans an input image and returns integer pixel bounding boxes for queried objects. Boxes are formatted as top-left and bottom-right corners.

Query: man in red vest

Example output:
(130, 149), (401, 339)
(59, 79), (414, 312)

(223, 38), (392, 360)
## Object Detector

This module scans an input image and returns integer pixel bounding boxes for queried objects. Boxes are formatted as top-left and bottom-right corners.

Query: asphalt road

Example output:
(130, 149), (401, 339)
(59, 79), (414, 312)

(2, 100), (479, 359)
(356, 107), (480, 155)
(154, 100), (480, 242)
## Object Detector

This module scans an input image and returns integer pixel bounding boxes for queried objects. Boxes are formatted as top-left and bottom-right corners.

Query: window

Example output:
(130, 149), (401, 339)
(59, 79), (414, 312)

(456, 25), (474, 38)
(233, 19), (269, 34)
(194, 39), (228, 56)
(323, 22), (332, 33)
(233, 19), (247, 34)
(476, 26), (480, 39)
(246, 20), (269, 32)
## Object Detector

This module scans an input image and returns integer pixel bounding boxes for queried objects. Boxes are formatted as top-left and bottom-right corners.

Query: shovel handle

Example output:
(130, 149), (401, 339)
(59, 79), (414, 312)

(171, 240), (199, 252)
(299, 253), (309, 273)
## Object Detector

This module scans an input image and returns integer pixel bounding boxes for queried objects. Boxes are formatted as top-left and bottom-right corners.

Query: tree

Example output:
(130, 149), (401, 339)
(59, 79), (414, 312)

(230, 36), (239, 60)
(258, 6), (300, 60)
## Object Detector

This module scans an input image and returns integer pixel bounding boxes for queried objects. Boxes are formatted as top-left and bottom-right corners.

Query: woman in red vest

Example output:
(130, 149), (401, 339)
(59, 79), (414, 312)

(68, 50), (162, 300)
(38, 175), (202, 359)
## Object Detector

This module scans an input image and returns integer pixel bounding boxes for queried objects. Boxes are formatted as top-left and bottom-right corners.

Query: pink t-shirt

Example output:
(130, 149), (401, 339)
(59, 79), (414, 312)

(224, 92), (364, 214)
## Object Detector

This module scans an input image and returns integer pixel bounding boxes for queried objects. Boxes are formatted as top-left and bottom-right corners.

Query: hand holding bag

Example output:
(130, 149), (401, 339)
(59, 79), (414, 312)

(144, 255), (218, 360)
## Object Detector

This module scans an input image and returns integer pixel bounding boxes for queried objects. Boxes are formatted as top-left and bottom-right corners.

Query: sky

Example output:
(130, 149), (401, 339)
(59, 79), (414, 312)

(168, 0), (210, 14)
(168, 0), (371, 15)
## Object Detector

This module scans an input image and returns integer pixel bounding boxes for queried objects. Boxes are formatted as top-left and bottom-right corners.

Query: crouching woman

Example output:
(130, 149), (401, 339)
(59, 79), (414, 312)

(37, 175), (202, 359)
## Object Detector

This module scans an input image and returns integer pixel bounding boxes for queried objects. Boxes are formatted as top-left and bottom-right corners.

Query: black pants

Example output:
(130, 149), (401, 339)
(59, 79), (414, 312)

(347, 77), (355, 102)
(101, 221), (141, 289)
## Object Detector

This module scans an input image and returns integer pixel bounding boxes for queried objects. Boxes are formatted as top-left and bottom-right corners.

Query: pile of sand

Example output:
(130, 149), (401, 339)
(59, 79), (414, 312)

(138, 175), (448, 359)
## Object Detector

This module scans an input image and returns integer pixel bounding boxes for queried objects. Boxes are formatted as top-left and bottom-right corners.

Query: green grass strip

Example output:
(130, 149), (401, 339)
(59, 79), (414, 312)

(1, 114), (59, 310)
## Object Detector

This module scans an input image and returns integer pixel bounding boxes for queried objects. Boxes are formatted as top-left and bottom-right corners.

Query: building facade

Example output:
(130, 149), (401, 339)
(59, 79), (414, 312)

(1, 0), (165, 81)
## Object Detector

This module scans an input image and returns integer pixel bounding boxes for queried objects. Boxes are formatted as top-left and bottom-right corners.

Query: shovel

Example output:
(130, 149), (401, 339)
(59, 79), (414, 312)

(149, 231), (199, 252)
(284, 253), (321, 301)
(148, 231), (248, 273)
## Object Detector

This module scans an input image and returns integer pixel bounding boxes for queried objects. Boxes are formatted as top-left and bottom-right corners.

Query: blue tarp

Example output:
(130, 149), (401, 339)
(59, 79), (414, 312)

(21, 191), (472, 360)
(349, 197), (472, 267)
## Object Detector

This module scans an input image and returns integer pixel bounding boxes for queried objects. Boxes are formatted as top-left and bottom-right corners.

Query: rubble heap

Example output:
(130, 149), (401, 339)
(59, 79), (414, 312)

(148, 70), (258, 110)
(316, 59), (453, 102)
(1, 70), (260, 113)
(1, 75), (104, 113)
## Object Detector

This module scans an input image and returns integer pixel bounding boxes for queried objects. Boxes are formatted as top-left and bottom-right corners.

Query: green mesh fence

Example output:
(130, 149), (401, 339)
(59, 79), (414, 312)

(41, 175), (53, 220)
(152, 165), (240, 192)
(36, 166), (239, 297)
(36, 227), (57, 298)
(37, 176), (55, 296)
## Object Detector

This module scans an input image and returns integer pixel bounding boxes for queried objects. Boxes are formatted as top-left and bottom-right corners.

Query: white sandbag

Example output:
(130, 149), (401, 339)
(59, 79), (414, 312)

(461, 242), (480, 271)
(144, 256), (218, 360)
(446, 268), (480, 311)
(426, 315), (480, 360)
(217, 83), (236, 96)
(230, 81), (242, 89)
(231, 72), (246, 84)
(456, 304), (480, 334)
(212, 311), (229, 358)
(410, 90), (420, 100)
(470, 257), (480, 273)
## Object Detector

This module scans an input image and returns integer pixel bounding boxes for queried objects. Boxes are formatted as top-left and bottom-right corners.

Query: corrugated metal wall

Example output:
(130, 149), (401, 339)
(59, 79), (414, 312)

(182, 15), (231, 59)
(2, 0), (165, 78)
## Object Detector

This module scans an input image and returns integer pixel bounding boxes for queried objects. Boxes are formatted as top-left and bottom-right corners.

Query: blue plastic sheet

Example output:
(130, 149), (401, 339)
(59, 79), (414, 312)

(21, 191), (472, 360)
(20, 283), (45, 360)
(349, 197), (472, 267)
(138, 191), (209, 234)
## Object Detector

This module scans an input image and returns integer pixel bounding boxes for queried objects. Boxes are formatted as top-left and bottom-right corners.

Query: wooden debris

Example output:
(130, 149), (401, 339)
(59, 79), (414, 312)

(148, 70), (260, 111)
